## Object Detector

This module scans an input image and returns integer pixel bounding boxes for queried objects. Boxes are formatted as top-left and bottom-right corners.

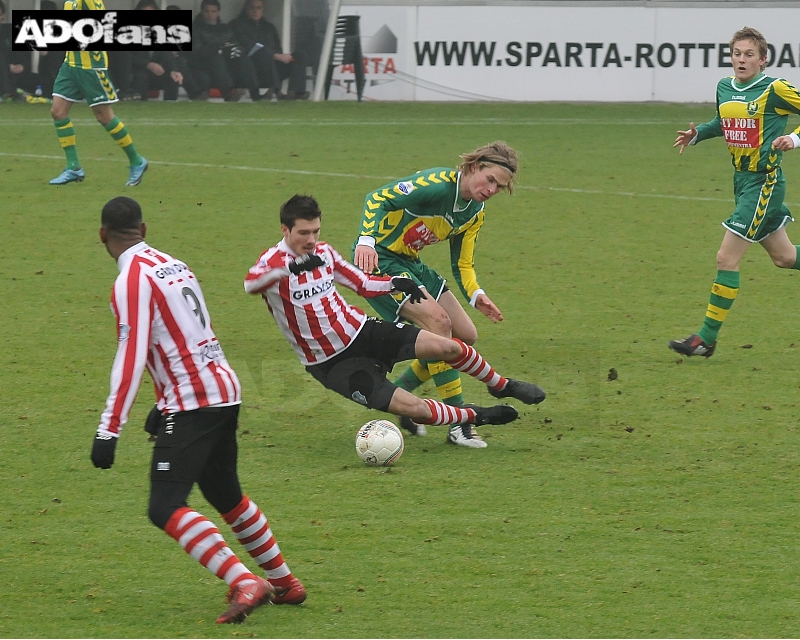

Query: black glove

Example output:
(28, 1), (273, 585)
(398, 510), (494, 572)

(91, 434), (118, 469)
(391, 276), (425, 304)
(289, 253), (325, 275)
(144, 404), (162, 436)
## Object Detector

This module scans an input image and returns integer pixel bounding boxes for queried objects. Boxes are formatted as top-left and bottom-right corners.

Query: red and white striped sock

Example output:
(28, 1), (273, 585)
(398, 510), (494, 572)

(164, 507), (256, 588)
(446, 339), (507, 391)
(421, 398), (477, 425)
(221, 495), (294, 589)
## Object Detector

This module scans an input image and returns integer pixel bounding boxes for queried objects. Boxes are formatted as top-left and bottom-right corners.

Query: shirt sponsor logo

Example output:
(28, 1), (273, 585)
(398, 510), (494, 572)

(397, 181), (415, 195)
(402, 220), (439, 250)
(291, 278), (334, 302)
(720, 117), (759, 148)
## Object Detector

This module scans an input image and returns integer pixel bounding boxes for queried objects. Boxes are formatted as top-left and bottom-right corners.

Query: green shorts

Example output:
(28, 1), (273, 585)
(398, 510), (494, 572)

(53, 62), (118, 107)
(357, 246), (447, 322)
(723, 168), (793, 242)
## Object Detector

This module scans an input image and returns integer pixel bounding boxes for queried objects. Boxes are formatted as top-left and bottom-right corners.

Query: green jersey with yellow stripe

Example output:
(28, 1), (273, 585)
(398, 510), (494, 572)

(63, 0), (108, 70)
(696, 73), (800, 173)
(357, 167), (485, 303)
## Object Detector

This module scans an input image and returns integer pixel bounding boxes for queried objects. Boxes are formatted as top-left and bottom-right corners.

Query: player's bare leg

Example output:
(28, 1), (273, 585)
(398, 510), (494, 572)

(761, 227), (799, 268)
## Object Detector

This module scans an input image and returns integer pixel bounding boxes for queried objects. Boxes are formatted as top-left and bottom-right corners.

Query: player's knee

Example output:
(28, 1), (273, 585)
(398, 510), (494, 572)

(772, 253), (795, 269)
(440, 338), (463, 361)
(427, 311), (452, 337)
(715, 251), (737, 271)
(457, 327), (478, 345)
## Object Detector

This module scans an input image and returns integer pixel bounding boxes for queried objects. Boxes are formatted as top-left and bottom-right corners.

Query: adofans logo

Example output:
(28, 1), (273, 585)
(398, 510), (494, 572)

(12, 10), (192, 51)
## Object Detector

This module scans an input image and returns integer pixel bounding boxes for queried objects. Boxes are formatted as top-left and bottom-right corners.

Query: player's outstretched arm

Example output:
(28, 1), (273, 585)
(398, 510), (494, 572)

(674, 122), (698, 155)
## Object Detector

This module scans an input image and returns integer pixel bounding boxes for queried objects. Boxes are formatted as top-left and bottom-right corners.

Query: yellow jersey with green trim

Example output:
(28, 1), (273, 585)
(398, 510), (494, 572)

(358, 167), (485, 303)
(63, 0), (108, 70)
(696, 74), (800, 173)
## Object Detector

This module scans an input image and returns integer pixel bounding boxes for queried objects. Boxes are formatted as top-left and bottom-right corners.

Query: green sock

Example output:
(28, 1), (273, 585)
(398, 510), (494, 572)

(698, 270), (739, 344)
(394, 359), (431, 392)
(54, 118), (80, 169)
(792, 246), (800, 270)
(427, 360), (464, 407)
(104, 117), (142, 166)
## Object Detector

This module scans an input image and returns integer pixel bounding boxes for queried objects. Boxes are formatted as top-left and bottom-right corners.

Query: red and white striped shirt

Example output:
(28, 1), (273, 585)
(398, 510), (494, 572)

(98, 242), (241, 438)
(244, 240), (395, 365)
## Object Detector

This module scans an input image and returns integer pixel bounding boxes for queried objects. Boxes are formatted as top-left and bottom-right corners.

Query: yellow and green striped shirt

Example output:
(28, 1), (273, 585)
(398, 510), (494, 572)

(357, 168), (486, 303)
(63, 0), (108, 70)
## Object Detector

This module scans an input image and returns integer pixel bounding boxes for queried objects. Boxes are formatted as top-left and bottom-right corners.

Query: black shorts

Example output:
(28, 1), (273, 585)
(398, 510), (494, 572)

(150, 404), (240, 484)
(306, 319), (421, 412)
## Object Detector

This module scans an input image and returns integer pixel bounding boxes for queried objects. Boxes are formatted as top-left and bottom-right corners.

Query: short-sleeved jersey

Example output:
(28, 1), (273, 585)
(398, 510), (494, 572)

(63, 0), (108, 70)
(696, 74), (800, 173)
(357, 168), (485, 303)
(244, 240), (395, 366)
(97, 242), (241, 438)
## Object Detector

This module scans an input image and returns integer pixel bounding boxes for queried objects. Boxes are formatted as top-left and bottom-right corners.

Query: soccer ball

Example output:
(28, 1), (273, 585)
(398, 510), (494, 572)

(355, 419), (404, 466)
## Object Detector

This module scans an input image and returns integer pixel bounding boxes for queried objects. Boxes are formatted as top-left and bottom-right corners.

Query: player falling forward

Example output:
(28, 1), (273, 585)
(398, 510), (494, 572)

(244, 195), (538, 448)
(48, 0), (147, 186)
(670, 26), (800, 357)
(91, 196), (304, 624)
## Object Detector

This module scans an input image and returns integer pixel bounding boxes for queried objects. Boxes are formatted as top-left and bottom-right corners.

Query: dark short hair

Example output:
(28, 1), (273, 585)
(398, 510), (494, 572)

(200, 0), (219, 9)
(135, 0), (160, 9)
(102, 196), (143, 232)
(280, 194), (322, 229)
(165, 4), (180, 9)
(39, 0), (58, 9)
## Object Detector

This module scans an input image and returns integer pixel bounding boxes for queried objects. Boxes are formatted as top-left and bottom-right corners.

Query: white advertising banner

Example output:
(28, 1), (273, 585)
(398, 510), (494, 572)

(327, 4), (800, 102)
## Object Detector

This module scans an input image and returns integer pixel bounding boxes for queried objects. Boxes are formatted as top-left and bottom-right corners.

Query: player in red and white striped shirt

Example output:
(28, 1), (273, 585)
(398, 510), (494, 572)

(91, 197), (305, 624)
(245, 195), (544, 442)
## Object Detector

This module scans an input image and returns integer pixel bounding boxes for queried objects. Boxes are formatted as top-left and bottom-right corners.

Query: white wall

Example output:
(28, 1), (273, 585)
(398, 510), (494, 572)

(327, 1), (800, 102)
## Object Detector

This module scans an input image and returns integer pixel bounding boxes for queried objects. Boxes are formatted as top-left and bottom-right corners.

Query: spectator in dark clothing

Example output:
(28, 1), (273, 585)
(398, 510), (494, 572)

(188, 0), (260, 101)
(136, 50), (207, 101)
(0, 0), (38, 99)
(131, 0), (206, 101)
(231, 0), (308, 100)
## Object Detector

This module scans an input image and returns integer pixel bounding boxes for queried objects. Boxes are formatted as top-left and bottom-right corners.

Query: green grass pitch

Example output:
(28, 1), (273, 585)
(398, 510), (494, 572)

(2, 100), (800, 637)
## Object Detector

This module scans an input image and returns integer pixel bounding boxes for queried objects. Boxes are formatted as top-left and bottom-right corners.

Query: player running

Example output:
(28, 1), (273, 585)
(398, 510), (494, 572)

(91, 196), (303, 624)
(244, 195), (533, 448)
(670, 27), (800, 357)
(351, 142), (545, 445)
(48, 0), (147, 186)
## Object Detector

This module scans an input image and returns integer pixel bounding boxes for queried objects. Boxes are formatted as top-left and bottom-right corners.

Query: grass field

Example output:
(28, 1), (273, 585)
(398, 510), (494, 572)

(3, 99), (800, 638)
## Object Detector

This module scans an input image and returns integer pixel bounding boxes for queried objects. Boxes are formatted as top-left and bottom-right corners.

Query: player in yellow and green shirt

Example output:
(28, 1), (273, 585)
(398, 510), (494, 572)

(670, 27), (800, 357)
(352, 142), (546, 448)
(49, 0), (147, 186)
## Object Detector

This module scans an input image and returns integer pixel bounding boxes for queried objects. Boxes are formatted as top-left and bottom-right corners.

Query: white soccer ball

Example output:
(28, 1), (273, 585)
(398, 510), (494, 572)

(355, 419), (404, 467)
